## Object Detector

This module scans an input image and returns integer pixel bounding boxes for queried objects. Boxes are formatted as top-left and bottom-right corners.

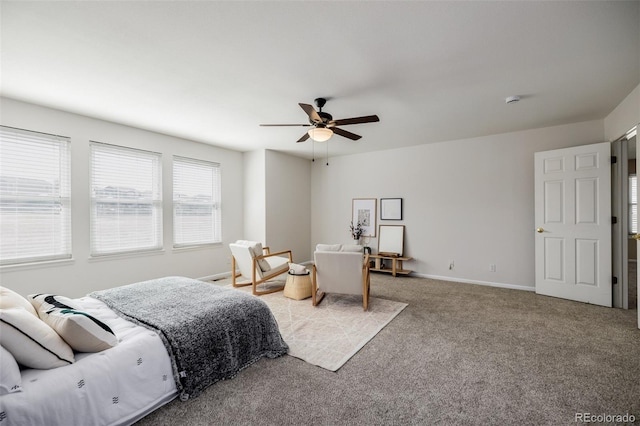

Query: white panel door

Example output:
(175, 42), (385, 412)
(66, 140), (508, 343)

(534, 142), (612, 307)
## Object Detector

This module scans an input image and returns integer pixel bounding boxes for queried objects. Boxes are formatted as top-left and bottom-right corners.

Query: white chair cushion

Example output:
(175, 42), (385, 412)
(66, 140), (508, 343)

(266, 255), (289, 275)
(314, 251), (364, 295)
(341, 244), (363, 253)
(316, 243), (342, 252)
(235, 240), (271, 272)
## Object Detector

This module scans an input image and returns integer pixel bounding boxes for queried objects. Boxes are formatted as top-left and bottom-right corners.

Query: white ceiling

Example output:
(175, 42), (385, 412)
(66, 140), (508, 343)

(1, 1), (639, 159)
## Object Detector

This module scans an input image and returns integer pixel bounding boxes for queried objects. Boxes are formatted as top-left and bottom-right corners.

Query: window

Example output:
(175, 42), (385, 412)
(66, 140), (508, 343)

(173, 156), (221, 247)
(630, 174), (637, 234)
(0, 126), (71, 265)
(90, 142), (162, 256)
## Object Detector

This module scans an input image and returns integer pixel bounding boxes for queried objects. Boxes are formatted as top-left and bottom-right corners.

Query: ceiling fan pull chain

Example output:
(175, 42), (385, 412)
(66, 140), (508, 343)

(326, 140), (329, 166)
(312, 140), (315, 162)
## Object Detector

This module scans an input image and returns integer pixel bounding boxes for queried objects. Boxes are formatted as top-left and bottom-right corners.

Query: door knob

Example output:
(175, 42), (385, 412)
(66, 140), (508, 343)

(536, 228), (544, 233)
(632, 234), (640, 241)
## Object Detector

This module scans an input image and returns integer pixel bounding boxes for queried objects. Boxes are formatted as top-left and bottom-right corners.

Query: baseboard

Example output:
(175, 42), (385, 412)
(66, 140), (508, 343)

(200, 262), (314, 283)
(202, 267), (535, 292)
(410, 272), (535, 292)
(199, 271), (234, 282)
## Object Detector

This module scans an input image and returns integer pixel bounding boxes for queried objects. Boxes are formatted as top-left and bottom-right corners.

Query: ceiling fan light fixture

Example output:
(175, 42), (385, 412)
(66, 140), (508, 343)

(308, 127), (333, 142)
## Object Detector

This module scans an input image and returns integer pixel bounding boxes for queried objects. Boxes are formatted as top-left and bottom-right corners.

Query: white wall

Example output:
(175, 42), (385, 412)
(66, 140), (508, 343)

(311, 119), (604, 290)
(605, 83), (640, 141)
(0, 97), (244, 297)
(243, 150), (266, 243)
(242, 149), (311, 262)
(265, 150), (311, 263)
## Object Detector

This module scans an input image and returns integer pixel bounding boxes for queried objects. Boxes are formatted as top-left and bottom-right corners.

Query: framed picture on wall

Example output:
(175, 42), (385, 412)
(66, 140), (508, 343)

(352, 198), (377, 237)
(380, 198), (403, 220)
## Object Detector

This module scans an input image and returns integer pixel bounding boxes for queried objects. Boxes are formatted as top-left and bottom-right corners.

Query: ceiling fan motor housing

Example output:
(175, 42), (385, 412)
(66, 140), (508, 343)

(312, 111), (333, 126)
(314, 97), (327, 109)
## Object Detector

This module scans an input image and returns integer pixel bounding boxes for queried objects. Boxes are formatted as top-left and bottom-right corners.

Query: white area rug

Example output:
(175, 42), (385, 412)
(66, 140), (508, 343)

(228, 280), (407, 371)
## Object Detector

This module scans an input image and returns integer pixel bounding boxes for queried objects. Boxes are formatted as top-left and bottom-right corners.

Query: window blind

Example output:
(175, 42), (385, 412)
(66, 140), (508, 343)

(173, 156), (221, 247)
(0, 126), (72, 265)
(90, 142), (162, 256)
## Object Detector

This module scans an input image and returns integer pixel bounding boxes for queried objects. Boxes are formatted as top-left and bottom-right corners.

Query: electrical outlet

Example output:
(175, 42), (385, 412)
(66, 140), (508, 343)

(449, 260), (455, 270)
(490, 264), (496, 272)
(226, 256), (231, 265)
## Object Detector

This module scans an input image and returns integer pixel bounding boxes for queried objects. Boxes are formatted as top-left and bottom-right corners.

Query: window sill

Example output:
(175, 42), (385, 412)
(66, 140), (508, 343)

(172, 243), (223, 253)
(1, 258), (75, 272)
(88, 249), (165, 262)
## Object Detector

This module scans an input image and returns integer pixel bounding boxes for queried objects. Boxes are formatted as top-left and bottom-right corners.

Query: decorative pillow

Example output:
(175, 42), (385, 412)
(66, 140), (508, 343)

(288, 262), (308, 275)
(235, 240), (271, 272)
(252, 242), (272, 272)
(0, 308), (74, 369)
(28, 293), (80, 312)
(0, 286), (38, 317)
(341, 244), (364, 253)
(0, 345), (22, 395)
(316, 244), (342, 252)
(28, 294), (118, 353)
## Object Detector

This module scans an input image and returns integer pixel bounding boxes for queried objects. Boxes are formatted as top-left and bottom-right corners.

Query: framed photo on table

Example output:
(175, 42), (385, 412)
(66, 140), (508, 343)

(380, 198), (403, 220)
(352, 198), (377, 237)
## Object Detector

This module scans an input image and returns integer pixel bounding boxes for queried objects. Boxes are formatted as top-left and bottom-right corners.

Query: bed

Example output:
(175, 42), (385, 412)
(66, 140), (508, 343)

(0, 277), (288, 426)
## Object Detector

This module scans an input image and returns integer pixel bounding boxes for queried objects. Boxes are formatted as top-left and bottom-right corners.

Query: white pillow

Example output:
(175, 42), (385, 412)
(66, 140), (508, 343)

(0, 345), (22, 395)
(316, 244), (342, 252)
(249, 242), (271, 272)
(29, 294), (118, 353)
(28, 293), (80, 311)
(341, 244), (364, 253)
(0, 308), (74, 369)
(235, 240), (271, 272)
(0, 286), (38, 317)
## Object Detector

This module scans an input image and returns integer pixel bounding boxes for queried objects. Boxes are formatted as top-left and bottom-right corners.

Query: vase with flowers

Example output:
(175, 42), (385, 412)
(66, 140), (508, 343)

(350, 220), (364, 245)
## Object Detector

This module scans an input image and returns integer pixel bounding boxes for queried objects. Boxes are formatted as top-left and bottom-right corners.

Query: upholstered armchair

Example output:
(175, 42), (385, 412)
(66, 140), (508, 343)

(229, 240), (293, 296)
(312, 244), (371, 311)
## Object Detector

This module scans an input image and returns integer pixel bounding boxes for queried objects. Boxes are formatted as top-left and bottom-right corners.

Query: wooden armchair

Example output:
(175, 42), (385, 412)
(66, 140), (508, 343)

(312, 244), (371, 310)
(229, 240), (293, 296)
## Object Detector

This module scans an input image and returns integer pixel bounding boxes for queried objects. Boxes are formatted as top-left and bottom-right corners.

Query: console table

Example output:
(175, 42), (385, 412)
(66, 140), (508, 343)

(369, 254), (412, 277)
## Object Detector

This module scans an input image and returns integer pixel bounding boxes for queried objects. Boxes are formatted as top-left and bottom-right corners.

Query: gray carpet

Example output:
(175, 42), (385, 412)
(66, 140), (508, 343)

(135, 275), (640, 425)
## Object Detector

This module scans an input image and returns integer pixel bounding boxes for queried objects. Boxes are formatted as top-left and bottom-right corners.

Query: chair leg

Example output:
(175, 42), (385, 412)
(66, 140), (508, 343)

(253, 284), (285, 296)
(231, 256), (251, 288)
(311, 265), (325, 307)
(252, 267), (286, 296)
(362, 269), (370, 311)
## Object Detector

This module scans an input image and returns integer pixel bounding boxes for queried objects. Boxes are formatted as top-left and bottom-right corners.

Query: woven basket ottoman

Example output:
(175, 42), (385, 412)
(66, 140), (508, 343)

(283, 271), (312, 300)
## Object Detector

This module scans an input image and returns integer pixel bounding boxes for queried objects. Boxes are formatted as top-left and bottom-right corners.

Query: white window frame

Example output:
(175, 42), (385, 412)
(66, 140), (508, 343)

(90, 142), (163, 257)
(173, 156), (221, 248)
(0, 126), (72, 266)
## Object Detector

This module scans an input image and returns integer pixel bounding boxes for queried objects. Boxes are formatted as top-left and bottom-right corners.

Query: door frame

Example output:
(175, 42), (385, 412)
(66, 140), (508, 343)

(611, 138), (629, 309)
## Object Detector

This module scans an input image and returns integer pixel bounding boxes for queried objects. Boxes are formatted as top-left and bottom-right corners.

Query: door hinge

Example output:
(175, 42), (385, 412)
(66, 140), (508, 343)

(611, 156), (617, 164)
(612, 216), (618, 224)
(612, 276), (618, 285)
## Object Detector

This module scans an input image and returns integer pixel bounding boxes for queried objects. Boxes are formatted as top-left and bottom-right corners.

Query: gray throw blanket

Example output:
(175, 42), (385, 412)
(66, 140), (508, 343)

(89, 276), (288, 401)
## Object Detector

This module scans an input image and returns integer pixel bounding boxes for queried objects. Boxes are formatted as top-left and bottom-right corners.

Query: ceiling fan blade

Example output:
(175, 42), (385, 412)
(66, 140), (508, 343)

(299, 103), (323, 124)
(260, 124), (311, 127)
(330, 115), (380, 126)
(297, 132), (310, 143)
(332, 127), (361, 141)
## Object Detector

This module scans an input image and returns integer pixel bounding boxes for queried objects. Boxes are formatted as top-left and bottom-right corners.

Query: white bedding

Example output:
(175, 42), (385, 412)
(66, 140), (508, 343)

(0, 297), (177, 426)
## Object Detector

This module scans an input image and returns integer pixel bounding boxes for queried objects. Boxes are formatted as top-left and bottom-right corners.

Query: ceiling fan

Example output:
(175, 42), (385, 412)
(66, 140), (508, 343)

(260, 98), (380, 143)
